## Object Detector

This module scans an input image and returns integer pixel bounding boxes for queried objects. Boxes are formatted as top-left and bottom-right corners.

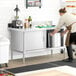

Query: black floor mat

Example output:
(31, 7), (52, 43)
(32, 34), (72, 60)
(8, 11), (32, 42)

(7, 63), (56, 74)
(7, 59), (76, 74)
(51, 59), (76, 67)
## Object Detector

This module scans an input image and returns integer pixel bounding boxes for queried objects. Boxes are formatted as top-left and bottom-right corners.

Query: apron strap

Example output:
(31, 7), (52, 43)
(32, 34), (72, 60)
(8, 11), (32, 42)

(65, 22), (76, 46)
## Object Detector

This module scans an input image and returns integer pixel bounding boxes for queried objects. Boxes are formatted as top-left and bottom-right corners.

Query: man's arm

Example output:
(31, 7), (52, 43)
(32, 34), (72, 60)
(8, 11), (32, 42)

(50, 29), (68, 36)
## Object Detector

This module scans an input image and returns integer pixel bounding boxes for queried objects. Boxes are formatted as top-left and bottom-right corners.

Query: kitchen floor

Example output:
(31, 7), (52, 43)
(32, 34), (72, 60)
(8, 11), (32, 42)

(2, 52), (76, 69)
(2, 53), (66, 69)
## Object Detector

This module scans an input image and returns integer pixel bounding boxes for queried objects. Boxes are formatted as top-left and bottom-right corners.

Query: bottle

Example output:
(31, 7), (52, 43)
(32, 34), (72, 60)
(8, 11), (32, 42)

(24, 19), (29, 28)
(28, 16), (32, 28)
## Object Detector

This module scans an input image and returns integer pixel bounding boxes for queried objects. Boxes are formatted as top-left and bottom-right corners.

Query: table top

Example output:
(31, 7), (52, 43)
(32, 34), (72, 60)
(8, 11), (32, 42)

(8, 27), (55, 32)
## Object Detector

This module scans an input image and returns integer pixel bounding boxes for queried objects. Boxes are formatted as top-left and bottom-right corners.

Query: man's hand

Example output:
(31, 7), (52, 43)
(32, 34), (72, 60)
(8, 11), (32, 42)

(61, 29), (68, 36)
(50, 29), (59, 36)
(50, 32), (54, 36)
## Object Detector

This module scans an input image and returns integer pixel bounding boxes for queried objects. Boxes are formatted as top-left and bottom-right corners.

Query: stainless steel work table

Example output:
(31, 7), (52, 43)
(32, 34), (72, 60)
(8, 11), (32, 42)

(8, 28), (66, 63)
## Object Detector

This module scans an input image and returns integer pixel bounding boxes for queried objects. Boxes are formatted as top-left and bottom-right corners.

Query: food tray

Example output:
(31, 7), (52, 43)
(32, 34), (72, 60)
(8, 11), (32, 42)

(35, 25), (55, 28)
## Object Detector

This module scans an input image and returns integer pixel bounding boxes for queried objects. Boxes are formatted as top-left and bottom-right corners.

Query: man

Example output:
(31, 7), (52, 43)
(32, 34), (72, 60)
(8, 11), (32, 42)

(50, 7), (76, 62)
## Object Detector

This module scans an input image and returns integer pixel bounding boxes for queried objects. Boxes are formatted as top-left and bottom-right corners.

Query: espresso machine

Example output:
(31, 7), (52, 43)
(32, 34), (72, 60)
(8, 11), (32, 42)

(8, 5), (22, 28)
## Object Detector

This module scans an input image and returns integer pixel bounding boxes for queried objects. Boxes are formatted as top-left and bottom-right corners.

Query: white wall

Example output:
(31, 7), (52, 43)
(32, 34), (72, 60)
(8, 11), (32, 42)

(0, 0), (60, 38)
(0, 0), (62, 59)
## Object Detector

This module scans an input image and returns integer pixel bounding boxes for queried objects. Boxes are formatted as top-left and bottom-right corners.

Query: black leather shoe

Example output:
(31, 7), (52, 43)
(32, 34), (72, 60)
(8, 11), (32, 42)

(62, 58), (73, 62)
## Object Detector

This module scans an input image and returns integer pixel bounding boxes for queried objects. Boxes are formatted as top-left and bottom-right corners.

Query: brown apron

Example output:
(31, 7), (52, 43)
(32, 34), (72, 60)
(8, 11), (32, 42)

(65, 22), (76, 46)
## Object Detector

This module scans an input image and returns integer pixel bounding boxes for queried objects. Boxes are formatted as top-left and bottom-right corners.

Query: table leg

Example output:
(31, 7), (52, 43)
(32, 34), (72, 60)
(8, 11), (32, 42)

(23, 32), (25, 64)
